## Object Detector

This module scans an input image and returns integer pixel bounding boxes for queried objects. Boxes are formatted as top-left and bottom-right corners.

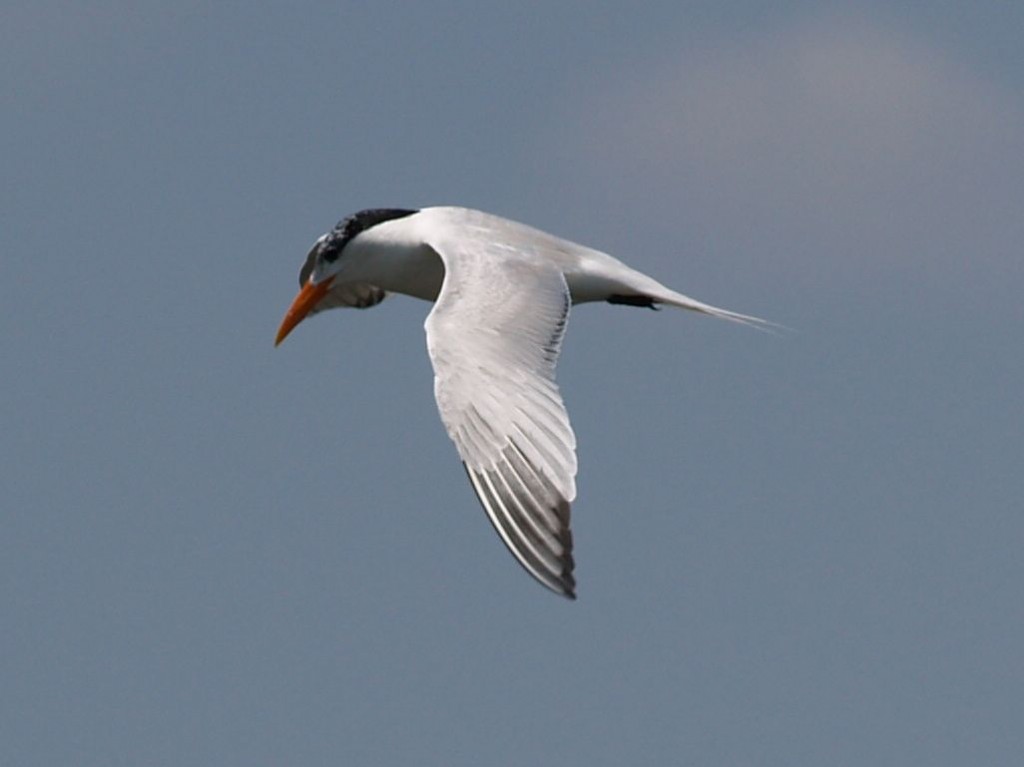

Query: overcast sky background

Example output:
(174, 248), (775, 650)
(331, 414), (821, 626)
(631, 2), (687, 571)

(3, 3), (1023, 765)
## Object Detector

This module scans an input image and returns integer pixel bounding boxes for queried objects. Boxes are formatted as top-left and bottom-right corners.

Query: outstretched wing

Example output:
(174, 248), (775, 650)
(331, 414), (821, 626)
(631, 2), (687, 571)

(424, 233), (578, 598)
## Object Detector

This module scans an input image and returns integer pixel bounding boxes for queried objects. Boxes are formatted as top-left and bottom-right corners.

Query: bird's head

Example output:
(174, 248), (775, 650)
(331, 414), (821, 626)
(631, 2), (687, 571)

(274, 208), (418, 346)
(273, 232), (342, 346)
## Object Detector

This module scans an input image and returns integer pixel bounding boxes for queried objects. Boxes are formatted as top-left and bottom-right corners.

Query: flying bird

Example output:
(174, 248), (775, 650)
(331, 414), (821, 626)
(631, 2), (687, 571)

(276, 206), (766, 599)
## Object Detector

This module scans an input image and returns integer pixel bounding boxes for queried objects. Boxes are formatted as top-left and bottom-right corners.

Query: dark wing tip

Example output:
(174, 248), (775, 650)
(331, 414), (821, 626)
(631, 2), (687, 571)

(560, 571), (578, 600)
(463, 463), (577, 601)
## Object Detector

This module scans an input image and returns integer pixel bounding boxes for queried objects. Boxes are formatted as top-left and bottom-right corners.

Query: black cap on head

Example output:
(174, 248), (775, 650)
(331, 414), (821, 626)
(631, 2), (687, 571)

(320, 208), (420, 263)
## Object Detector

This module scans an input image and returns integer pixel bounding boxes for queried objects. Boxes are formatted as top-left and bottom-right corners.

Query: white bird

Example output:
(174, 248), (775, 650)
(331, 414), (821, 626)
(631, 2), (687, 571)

(276, 206), (766, 599)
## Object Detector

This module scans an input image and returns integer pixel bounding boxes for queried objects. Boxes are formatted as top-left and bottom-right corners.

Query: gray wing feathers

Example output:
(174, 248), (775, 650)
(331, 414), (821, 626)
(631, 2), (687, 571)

(424, 238), (578, 598)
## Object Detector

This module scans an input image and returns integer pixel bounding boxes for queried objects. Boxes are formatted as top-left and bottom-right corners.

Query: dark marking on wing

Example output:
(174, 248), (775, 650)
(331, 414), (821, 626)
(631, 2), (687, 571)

(607, 294), (659, 309)
(543, 287), (571, 363)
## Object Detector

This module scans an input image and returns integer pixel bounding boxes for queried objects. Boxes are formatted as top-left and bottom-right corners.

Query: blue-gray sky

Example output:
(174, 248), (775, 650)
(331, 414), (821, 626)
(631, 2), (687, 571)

(4, 3), (1022, 765)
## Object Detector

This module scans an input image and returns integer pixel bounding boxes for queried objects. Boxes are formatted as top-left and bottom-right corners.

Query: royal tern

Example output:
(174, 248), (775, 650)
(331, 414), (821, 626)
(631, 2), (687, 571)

(276, 206), (765, 599)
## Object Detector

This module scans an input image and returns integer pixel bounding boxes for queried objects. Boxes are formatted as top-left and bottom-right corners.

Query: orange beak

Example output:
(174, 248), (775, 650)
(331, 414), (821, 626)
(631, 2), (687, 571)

(275, 276), (335, 346)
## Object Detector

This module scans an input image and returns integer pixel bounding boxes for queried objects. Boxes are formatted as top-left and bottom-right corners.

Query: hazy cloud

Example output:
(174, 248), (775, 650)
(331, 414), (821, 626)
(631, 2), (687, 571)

(565, 15), (1023, 276)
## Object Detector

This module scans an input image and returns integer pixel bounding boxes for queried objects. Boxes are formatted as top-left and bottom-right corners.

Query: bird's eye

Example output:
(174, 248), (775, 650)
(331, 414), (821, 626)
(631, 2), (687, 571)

(320, 243), (341, 264)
